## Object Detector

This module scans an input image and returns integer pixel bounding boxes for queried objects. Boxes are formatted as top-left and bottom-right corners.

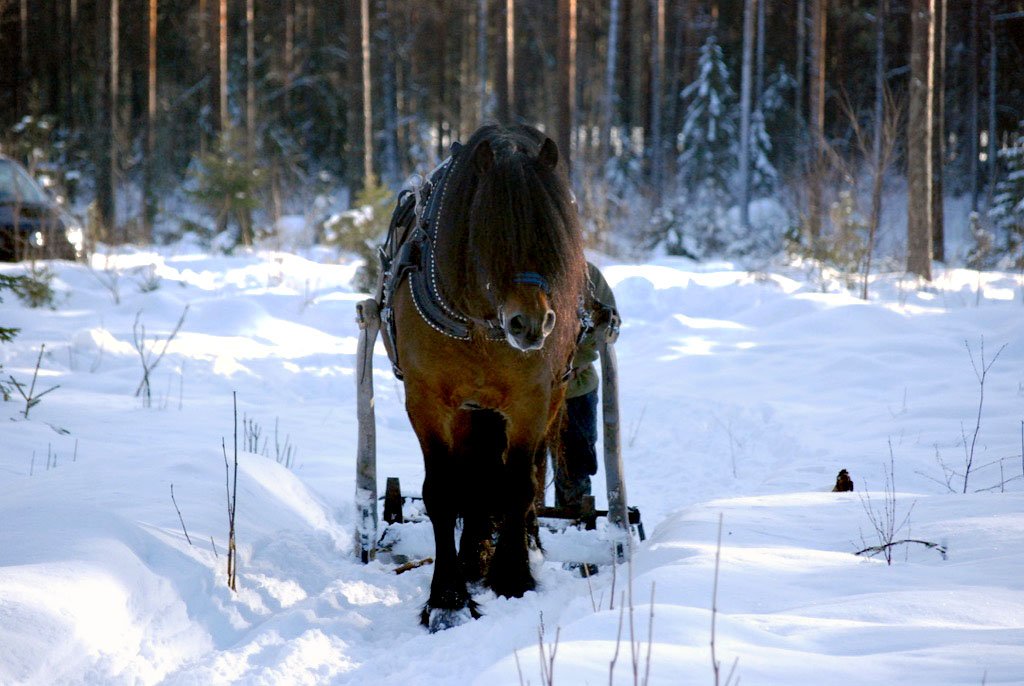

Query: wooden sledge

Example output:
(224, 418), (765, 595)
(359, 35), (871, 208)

(354, 297), (640, 564)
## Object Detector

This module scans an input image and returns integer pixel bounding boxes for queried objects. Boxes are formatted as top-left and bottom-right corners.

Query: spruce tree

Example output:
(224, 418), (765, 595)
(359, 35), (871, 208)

(678, 36), (736, 192)
(988, 119), (1024, 268)
(667, 36), (738, 258)
(749, 108), (777, 196)
(1, 273), (22, 401)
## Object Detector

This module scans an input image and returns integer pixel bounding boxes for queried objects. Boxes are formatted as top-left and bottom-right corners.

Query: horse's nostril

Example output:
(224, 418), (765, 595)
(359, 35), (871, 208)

(508, 314), (527, 336)
(542, 310), (556, 335)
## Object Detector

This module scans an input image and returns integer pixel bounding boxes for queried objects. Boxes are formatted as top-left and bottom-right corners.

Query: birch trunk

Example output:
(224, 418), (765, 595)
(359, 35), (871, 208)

(907, 0), (934, 280)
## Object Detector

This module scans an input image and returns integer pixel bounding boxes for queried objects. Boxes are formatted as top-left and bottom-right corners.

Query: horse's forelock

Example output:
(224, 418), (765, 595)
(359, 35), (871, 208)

(456, 126), (585, 314)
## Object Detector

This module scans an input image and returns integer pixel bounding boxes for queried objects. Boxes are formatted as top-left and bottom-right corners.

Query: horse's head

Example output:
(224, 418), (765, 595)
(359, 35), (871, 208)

(498, 272), (558, 351)
(459, 130), (582, 353)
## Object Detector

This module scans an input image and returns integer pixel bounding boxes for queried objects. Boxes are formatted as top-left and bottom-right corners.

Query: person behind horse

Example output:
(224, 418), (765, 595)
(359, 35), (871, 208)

(554, 262), (619, 509)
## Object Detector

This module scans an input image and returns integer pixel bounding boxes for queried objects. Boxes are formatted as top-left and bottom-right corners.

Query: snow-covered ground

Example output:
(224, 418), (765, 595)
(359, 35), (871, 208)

(1, 248), (1022, 685)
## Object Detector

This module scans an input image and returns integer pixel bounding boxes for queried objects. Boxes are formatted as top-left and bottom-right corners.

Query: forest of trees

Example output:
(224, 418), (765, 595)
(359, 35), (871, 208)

(1, 0), (1023, 282)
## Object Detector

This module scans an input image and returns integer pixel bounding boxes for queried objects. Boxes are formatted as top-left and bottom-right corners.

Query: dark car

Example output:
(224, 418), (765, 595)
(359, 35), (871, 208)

(0, 155), (83, 262)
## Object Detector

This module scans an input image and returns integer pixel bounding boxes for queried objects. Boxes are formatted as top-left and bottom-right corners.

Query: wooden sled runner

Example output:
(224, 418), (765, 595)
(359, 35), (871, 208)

(353, 296), (643, 566)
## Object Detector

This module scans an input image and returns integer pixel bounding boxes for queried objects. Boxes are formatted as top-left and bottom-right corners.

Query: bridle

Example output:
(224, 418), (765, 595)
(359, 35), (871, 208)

(377, 143), (559, 378)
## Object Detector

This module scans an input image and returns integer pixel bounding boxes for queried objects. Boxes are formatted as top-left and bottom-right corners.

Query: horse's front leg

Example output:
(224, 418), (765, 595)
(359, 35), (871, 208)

(420, 435), (480, 630)
(488, 407), (549, 599)
(407, 395), (479, 631)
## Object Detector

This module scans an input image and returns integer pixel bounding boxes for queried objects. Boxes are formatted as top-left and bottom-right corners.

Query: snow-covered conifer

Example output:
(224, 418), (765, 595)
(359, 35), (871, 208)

(678, 35), (737, 191)
(988, 119), (1024, 267)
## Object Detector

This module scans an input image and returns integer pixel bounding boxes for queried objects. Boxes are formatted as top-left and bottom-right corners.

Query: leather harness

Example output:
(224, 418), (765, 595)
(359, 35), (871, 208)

(376, 144), (505, 380)
(374, 142), (604, 382)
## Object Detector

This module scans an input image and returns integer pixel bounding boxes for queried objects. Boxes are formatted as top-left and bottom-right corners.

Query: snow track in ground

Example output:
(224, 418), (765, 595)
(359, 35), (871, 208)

(2, 249), (1022, 684)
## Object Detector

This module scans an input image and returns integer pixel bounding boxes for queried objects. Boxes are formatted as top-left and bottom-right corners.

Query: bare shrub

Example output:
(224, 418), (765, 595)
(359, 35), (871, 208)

(132, 306), (188, 408)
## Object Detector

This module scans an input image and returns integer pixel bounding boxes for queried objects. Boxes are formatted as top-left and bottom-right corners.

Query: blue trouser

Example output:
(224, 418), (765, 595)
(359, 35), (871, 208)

(554, 389), (599, 508)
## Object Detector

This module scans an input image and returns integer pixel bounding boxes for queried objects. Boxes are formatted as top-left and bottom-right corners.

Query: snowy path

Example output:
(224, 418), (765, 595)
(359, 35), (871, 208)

(1, 250), (1022, 684)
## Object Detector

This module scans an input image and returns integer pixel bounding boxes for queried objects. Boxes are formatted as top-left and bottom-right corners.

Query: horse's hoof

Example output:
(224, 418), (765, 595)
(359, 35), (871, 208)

(421, 600), (481, 633)
(489, 569), (536, 599)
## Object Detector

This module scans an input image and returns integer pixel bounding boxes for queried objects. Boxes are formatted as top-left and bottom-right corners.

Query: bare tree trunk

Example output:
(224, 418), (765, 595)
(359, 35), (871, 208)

(68, 0), (79, 129)
(739, 0), (755, 231)
(795, 0), (805, 122)
(557, 0), (577, 174)
(110, 0), (121, 241)
(629, 0), (646, 148)
(496, 0), (510, 122)
(459, 1), (474, 140)
(864, 0), (887, 300)
(477, 0), (488, 121)
(807, 0), (825, 242)
(969, 0), (979, 211)
(649, 0), (664, 197)
(986, 0), (996, 204)
(664, 1), (686, 158)
(434, 0), (446, 158)
(199, 0), (209, 156)
(144, 0), (157, 242)
(600, 0), (621, 162)
(931, 0), (945, 262)
(94, 0), (114, 241)
(507, 0), (515, 120)
(246, 0), (255, 160)
(361, 0), (374, 183)
(907, 0), (934, 280)
(219, 0), (228, 134)
(379, 0), (400, 186)
(756, 0), (766, 105)
(285, 0), (294, 113)
(18, 0), (27, 117)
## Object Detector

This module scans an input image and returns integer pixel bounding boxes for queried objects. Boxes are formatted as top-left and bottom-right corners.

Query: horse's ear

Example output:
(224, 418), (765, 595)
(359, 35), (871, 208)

(474, 140), (494, 175)
(538, 138), (558, 169)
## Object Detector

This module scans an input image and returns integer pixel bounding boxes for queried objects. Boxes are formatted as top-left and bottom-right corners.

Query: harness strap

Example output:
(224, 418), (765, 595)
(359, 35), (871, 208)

(512, 271), (551, 294)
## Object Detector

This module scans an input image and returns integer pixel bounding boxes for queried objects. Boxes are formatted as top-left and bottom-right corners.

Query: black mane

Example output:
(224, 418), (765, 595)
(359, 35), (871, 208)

(434, 124), (586, 322)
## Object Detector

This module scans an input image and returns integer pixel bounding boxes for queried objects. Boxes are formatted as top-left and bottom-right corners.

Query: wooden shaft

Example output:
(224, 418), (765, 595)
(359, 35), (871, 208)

(599, 337), (629, 560)
(355, 299), (381, 562)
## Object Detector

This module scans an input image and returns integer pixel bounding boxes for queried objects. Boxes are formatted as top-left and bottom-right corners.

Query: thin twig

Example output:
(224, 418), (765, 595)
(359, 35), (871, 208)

(170, 484), (193, 545)
(513, 649), (525, 686)
(584, 560), (597, 613)
(609, 592), (625, 686)
(962, 338), (1007, 493)
(643, 582), (656, 686)
(711, 513), (723, 685)
(227, 392), (239, 590)
(609, 547), (617, 611)
(854, 538), (947, 559)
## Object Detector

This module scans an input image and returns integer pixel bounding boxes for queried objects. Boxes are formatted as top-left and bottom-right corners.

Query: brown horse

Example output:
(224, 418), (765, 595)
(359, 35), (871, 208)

(389, 124), (586, 631)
